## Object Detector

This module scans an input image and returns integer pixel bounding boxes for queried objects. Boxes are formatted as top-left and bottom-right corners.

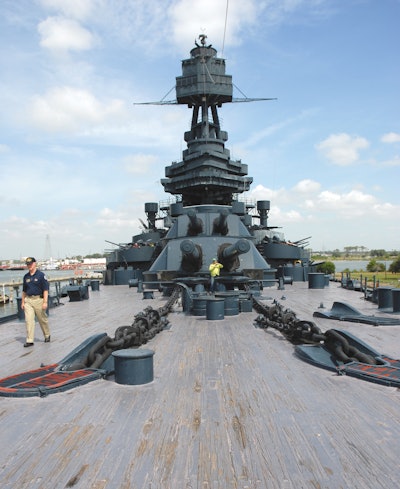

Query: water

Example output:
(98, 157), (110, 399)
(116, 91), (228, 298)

(0, 269), (76, 285)
(332, 260), (392, 272)
(0, 269), (92, 319)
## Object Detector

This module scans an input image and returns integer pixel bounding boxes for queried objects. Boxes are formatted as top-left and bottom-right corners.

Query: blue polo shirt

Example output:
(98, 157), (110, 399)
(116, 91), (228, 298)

(23, 270), (49, 296)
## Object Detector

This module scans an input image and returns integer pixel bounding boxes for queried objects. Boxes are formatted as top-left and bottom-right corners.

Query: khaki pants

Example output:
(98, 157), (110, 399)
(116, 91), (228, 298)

(24, 296), (50, 343)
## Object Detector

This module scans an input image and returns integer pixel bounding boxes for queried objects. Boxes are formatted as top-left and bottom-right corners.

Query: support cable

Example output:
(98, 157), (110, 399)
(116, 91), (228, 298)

(221, 0), (229, 57)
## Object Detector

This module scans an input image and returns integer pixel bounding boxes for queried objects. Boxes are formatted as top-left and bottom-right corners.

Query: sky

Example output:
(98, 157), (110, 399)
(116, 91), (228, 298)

(0, 0), (399, 261)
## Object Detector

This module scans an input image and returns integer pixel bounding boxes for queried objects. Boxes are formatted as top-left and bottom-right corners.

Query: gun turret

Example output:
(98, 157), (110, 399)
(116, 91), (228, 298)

(187, 209), (203, 236)
(213, 209), (229, 235)
(180, 239), (203, 273)
(218, 239), (250, 272)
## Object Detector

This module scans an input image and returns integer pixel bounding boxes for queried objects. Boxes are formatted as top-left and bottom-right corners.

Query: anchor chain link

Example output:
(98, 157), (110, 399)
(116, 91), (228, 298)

(64, 285), (182, 371)
(252, 297), (379, 365)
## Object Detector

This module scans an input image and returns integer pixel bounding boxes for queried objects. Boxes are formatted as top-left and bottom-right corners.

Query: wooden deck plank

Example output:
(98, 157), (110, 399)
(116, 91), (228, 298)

(0, 283), (399, 488)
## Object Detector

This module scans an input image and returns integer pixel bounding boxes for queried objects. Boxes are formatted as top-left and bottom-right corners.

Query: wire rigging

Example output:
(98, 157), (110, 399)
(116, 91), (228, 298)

(221, 0), (229, 57)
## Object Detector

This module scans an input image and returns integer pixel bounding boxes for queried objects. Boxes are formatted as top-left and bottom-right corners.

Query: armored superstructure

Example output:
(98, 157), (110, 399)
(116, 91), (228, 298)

(104, 202), (166, 285)
(106, 36), (312, 287)
(143, 36), (276, 288)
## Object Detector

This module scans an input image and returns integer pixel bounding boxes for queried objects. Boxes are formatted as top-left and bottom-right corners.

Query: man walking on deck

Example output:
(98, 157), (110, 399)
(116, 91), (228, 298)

(21, 257), (51, 347)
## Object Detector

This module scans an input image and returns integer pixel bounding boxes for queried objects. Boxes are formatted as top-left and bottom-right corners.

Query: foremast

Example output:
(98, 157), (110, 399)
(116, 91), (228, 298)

(161, 35), (252, 206)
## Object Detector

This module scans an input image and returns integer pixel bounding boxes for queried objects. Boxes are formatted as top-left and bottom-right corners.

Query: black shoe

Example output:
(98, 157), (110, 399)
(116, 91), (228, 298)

(24, 342), (34, 347)
(44, 336), (51, 343)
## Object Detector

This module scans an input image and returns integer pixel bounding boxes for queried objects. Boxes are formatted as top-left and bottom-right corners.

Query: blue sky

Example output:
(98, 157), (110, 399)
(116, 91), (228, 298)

(0, 0), (399, 260)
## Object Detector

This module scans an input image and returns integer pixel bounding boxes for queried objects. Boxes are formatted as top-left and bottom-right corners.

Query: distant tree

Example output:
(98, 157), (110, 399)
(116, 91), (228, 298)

(371, 249), (386, 257)
(366, 259), (385, 272)
(389, 256), (400, 273)
(316, 261), (335, 274)
(344, 246), (359, 256)
(343, 246), (352, 257)
(332, 249), (342, 258)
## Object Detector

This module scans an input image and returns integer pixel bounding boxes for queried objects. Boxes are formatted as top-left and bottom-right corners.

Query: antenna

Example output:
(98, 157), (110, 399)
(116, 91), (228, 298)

(44, 234), (52, 261)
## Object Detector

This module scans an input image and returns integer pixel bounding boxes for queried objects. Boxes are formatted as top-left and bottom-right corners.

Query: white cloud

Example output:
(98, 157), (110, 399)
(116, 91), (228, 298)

(123, 154), (159, 175)
(248, 184), (281, 203)
(281, 209), (303, 222)
(249, 181), (321, 209)
(304, 199), (315, 209)
(381, 132), (400, 143)
(39, 0), (96, 20)
(316, 133), (369, 166)
(0, 143), (10, 153)
(248, 181), (398, 227)
(36, 0), (329, 56)
(38, 16), (96, 52)
(381, 156), (400, 167)
(98, 207), (140, 230)
(28, 86), (127, 133)
(317, 190), (378, 215)
(293, 179), (321, 194)
(169, 0), (257, 49)
(317, 190), (341, 205)
(238, 109), (318, 150)
(1, 0), (399, 257)
(261, 0), (332, 25)
(373, 202), (397, 215)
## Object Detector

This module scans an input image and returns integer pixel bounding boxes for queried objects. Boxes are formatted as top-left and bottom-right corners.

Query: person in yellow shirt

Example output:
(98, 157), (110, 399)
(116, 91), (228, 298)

(209, 258), (223, 293)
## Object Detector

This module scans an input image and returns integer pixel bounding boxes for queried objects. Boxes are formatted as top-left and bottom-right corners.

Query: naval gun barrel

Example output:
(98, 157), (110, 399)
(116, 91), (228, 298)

(213, 209), (229, 235)
(105, 239), (127, 248)
(187, 209), (203, 236)
(180, 239), (201, 259)
(180, 239), (203, 273)
(292, 236), (312, 245)
(219, 239), (251, 272)
(221, 239), (250, 259)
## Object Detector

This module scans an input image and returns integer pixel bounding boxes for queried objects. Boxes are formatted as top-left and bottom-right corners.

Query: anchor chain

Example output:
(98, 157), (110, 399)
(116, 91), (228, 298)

(63, 285), (182, 371)
(63, 286), (380, 371)
(252, 297), (379, 365)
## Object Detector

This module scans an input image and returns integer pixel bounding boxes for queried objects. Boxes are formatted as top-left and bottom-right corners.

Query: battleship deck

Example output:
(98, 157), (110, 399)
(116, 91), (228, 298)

(0, 282), (399, 488)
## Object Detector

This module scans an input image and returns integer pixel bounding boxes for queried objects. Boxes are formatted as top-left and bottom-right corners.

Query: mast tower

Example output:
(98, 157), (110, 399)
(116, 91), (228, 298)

(161, 35), (252, 206)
